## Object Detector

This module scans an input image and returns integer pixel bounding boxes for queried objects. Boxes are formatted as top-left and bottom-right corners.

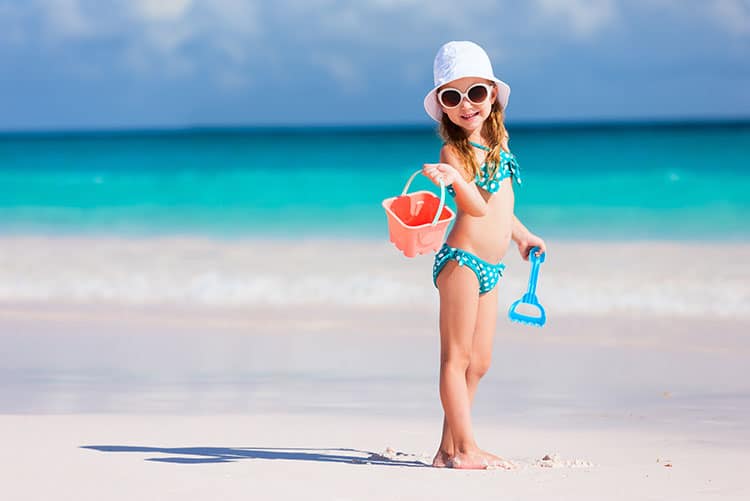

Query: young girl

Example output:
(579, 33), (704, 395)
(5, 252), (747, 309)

(421, 41), (547, 470)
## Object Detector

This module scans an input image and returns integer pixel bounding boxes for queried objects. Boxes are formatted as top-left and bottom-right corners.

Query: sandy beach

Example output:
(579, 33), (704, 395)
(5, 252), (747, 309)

(3, 413), (748, 500)
(2, 238), (749, 499)
(3, 1), (749, 497)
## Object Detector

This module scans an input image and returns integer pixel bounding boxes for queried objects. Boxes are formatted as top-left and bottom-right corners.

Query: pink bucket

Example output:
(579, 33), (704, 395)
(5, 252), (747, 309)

(382, 170), (456, 257)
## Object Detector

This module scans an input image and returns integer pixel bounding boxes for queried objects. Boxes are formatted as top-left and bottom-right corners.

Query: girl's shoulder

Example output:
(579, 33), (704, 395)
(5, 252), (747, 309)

(440, 142), (459, 158)
(439, 143), (474, 182)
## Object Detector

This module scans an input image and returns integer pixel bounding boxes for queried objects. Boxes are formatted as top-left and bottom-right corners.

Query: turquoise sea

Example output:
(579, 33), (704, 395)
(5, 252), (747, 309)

(1, 121), (748, 240)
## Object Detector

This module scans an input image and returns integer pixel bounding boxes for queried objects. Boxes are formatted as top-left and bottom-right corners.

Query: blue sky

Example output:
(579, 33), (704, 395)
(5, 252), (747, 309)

(1, 0), (748, 129)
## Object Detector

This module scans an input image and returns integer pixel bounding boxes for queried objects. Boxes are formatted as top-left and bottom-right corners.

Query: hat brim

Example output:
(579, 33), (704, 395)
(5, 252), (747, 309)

(424, 78), (510, 122)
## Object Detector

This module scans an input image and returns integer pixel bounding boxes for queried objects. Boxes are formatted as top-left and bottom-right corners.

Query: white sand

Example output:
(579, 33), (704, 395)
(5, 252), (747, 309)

(2, 238), (749, 499)
(2, 413), (747, 500)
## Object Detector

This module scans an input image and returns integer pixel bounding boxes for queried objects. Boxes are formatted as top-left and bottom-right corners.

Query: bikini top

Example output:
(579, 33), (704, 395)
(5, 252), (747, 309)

(446, 141), (522, 197)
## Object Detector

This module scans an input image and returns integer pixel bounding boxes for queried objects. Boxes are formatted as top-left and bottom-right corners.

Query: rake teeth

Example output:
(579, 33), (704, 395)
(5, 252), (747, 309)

(510, 317), (544, 327)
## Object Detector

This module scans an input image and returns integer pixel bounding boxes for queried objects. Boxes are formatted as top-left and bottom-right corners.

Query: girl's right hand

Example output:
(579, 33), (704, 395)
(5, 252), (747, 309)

(422, 163), (462, 187)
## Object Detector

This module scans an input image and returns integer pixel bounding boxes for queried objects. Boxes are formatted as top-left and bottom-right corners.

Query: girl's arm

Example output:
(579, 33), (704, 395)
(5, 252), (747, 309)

(512, 214), (547, 261)
(422, 146), (487, 217)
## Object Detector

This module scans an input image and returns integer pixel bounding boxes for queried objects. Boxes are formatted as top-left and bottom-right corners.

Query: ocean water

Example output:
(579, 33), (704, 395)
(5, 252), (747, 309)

(1, 123), (748, 313)
(1, 122), (748, 240)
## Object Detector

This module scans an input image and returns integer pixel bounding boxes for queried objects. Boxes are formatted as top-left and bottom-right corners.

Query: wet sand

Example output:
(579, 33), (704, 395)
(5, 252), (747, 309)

(1, 238), (749, 499)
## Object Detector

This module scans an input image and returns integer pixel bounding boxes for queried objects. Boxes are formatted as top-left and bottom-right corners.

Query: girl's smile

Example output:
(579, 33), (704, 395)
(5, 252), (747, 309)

(439, 77), (496, 133)
(460, 110), (481, 120)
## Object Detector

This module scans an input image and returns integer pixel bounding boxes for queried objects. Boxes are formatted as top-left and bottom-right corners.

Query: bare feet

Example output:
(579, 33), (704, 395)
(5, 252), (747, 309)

(480, 449), (515, 470)
(432, 449), (451, 468)
(436, 449), (515, 470)
(449, 450), (490, 470)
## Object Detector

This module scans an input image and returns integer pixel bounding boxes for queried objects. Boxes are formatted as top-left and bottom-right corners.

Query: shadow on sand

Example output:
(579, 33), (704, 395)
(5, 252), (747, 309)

(81, 445), (430, 467)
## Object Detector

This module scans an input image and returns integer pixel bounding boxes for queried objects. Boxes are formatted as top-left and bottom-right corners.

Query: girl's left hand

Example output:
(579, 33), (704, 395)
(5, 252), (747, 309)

(517, 231), (546, 261)
(422, 163), (463, 187)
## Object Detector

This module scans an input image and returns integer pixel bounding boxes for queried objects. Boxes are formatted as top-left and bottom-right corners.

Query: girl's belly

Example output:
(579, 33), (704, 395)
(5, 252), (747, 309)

(445, 183), (515, 263)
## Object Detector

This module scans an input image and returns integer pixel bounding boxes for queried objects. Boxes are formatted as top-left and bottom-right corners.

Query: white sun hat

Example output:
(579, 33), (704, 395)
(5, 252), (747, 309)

(423, 41), (511, 122)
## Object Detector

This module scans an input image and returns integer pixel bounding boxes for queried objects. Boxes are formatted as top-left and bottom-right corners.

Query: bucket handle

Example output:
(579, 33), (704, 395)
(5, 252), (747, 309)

(401, 169), (446, 227)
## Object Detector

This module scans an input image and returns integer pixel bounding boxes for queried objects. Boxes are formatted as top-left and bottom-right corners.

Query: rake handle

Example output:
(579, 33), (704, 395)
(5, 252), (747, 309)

(525, 247), (544, 297)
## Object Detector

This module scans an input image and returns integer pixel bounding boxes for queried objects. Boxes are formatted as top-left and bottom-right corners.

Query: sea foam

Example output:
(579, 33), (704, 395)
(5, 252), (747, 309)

(1, 237), (748, 318)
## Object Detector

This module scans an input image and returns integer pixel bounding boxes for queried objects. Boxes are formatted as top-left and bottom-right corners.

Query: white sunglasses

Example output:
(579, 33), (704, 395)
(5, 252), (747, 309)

(437, 83), (494, 109)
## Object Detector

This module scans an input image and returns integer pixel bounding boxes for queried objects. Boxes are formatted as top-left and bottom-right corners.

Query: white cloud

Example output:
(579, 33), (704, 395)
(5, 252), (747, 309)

(203, 0), (258, 35)
(710, 0), (750, 36)
(38, 0), (95, 39)
(191, 0), (260, 66)
(28, 1), (260, 83)
(14, 1), (746, 94)
(274, 0), (485, 86)
(534, 0), (618, 38)
(132, 0), (192, 22)
(310, 53), (363, 90)
(642, 0), (750, 38)
(144, 23), (193, 54)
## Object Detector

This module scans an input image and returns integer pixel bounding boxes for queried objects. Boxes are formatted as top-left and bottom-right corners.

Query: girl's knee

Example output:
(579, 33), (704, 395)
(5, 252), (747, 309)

(467, 356), (492, 380)
(440, 350), (472, 372)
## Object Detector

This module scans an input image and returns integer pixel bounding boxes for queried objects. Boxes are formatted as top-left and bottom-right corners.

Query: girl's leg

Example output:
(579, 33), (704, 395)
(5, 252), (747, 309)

(433, 261), (486, 469)
(435, 286), (513, 469)
(466, 287), (499, 396)
(465, 287), (513, 468)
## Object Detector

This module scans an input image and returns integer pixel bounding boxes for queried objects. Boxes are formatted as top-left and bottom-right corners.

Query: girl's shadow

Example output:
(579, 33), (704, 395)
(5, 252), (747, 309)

(81, 445), (429, 467)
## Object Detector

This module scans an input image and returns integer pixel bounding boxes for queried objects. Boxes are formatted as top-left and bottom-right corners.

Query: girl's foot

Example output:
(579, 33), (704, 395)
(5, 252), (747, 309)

(480, 449), (515, 470)
(432, 449), (452, 468)
(449, 450), (490, 470)
(446, 449), (515, 470)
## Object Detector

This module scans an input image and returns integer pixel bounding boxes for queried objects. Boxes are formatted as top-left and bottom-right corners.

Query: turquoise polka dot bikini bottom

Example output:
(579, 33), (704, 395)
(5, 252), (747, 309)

(432, 243), (506, 295)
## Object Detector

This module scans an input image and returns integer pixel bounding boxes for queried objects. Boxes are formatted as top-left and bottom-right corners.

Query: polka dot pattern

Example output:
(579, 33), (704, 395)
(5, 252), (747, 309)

(445, 149), (522, 198)
(432, 243), (506, 295)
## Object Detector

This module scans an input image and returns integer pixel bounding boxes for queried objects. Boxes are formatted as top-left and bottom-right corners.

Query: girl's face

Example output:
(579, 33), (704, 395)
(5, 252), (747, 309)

(438, 77), (497, 133)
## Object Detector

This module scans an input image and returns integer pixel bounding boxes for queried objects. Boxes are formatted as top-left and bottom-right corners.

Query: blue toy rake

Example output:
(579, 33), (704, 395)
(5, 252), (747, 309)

(508, 247), (547, 327)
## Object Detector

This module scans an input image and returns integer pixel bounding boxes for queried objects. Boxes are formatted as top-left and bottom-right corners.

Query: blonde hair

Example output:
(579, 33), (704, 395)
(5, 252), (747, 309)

(439, 97), (509, 180)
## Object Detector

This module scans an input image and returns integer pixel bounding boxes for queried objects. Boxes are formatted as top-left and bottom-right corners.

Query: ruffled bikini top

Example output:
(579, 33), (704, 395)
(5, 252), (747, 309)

(446, 141), (522, 197)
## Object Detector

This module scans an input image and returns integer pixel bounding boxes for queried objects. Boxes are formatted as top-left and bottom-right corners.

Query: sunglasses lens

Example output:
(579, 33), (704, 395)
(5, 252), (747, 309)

(467, 85), (488, 104)
(439, 90), (461, 108)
